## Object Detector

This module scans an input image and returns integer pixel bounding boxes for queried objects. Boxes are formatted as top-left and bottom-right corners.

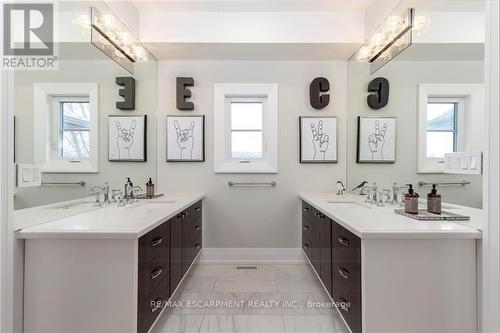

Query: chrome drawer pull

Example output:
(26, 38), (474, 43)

(338, 297), (350, 312)
(303, 207), (309, 212)
(151, 237), (162, 247)
(151, 267), (163, 279)
(303, 226), (310, 231)
(194, 244), (201, 250)
(337, 236), (350, 246)
(151, 298), (162, 313)
(303, 243), (310, 249)
(338, 267), (350, 279)
(194, 226), (201, 231)
(195, 207), (201, 212)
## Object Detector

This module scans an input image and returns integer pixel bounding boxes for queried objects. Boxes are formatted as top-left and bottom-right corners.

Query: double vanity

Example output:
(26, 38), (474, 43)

(17, 193), (205, 333)
(300, 192), (482, 333)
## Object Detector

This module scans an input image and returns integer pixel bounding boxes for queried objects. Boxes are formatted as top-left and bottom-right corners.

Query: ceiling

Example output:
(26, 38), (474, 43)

(131, 0), (375, 12)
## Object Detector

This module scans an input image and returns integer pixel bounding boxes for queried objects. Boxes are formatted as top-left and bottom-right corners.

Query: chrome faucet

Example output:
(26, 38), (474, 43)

(90, 186), (104, 206)
(392, 183), (408, 205)
(102, 182), (110, 204)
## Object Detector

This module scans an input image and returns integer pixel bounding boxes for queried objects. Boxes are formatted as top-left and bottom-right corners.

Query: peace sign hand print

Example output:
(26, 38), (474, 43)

(311, 120), (329, 160)
(368, 120), (387, 160)
(174, 120), (195, 159)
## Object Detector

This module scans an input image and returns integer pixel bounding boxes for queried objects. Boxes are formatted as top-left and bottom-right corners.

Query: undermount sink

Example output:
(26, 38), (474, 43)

(324, 201), (375, 209)
(44, 201), (96, 210)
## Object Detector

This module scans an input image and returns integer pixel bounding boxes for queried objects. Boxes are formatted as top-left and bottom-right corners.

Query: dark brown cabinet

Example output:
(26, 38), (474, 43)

(137, 201), (202, 333)
(301, 200), (361, 333)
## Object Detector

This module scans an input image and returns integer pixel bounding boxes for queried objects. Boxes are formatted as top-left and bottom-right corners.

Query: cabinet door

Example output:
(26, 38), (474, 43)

(320, 218), (332, 296)
(169, 214), (183, 296)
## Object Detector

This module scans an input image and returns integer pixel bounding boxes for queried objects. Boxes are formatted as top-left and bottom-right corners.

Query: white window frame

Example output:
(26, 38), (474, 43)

(214, 83), (278, 173)
(34, 83), (99, 173)
(418, 84), (483, 173)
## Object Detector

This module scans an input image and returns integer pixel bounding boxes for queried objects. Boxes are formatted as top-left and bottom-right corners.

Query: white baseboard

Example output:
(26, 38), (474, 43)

(198, 248), (306, 264)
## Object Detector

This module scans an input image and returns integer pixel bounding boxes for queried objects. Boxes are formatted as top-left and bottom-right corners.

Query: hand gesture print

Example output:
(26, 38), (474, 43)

(311, 120), (329, 160)
(116, 120), (136, 159)
(368, 120), (387, 160)
(174, 120), (195, 159)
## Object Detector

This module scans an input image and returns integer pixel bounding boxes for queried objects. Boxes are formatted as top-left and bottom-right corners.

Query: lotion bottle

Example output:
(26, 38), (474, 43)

(146, 178), (155, 199)
(404, 184), (419, 214)
(427, 184), (442, 214)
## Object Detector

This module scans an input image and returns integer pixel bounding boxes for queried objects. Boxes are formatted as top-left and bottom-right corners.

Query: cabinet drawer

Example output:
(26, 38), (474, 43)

(187, 200), (202, 223)
(332, 221), (361, 263)
(334, 291), (362, 333)
(302, 238), (312, 261)
(302, 201), (314, 221)
(183, 233), (202, 273)
(137, 275), (169, 333)
(184, 215), (202, 244)
(302, 216), (312, 241)
(332, 261), (361, 294)
(139, 222), (169, 269)
(138, 252), (169, 303)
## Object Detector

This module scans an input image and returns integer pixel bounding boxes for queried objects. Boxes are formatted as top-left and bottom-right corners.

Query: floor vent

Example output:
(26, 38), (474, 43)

(235, 265), (258, 270)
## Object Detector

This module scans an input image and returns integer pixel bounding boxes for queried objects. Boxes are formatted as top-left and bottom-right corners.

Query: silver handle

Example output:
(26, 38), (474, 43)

(337, 236), (350, 246)
(151, 237), (162, 247)
(418, 180), (470, 187)
(194, 226), (201, 231)
(151, 267), (163, 279)
(228, 181), (276, 187)
(303, 207), (310, 212)
(303, 243), (310, 250)
(195, 207), (201, 212)
(338, 267), (350, 279)
(338, 297), (350, 312)
(194, 244), (201, 250)
(303, 226), (310, 231)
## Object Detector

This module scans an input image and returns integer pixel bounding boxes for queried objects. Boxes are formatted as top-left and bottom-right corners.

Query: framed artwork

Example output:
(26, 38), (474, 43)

(108, 115), (147, 162)
(167, 115), (205, 162)
(357, 116), (396, 163)
(299, 116), (337, 163)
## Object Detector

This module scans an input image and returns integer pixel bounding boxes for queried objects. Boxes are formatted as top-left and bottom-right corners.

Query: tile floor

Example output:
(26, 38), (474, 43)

(151, 264), (350, 333)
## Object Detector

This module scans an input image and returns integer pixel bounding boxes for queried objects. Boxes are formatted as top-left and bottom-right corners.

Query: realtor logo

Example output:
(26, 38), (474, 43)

(2, 3), (57, 69)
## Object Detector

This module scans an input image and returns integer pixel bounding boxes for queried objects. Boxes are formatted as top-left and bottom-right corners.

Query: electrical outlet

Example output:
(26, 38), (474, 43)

(444, 152), (482, 175)
(17, 164), (42, 187)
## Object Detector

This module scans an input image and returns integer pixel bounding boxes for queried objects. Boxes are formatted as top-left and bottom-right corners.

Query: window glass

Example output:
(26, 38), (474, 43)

(426, 101), (457, 158)
(60, 101), (90, 159)
(231, 102), (262, 130)
(230, 102), (263, 159)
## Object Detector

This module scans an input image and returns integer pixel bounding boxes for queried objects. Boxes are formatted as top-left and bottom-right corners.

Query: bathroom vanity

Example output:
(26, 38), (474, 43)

(17, 193), (205, 333)
(300, 192), (482, 333)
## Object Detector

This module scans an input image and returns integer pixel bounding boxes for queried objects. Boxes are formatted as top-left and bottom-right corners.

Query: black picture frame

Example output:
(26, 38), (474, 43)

(166, 115), (205, 162)
(108, 115), (147, 162)
(299, 116), (338, 163)
(356, 116), (396, 164)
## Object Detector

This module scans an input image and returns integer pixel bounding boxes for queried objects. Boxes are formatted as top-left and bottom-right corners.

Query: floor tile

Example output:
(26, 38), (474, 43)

(282, 314), (349, 333)
(192, 265), (247, 277)
(245, 265), (316, 280)
(233, 315), (285, 333)
(179, 276), (217, 293)
(200, 314), (235, 333)
(152, 314), (204, 333)
(213, 277), (277, 293)
(171, 292), (245, 314)
(275, 278), (324, 293)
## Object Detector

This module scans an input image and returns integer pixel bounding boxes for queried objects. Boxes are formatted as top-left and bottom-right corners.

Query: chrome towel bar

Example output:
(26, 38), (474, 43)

(418, 180), (470, 187)
(228, 181), (276, 187)
(42, 180), (86, 186)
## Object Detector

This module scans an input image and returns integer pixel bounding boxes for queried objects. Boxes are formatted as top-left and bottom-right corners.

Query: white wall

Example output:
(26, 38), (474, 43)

(347, 60), (484, 208)
(157, 61), (347, 248)
(13, 58), (157, 209)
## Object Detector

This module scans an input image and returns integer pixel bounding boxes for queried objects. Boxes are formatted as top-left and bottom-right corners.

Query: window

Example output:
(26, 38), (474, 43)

(34, 83), (99, 173)
(230, 101), (263, 160)
(418, 84), (483, 173)
(214, 84), (278, 173)
(57, 99), (91, 159)
(426, 99), (459, 158)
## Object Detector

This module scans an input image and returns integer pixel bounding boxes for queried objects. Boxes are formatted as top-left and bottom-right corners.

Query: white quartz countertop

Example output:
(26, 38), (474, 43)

(300, 192), (482, 239)
(16, 193), (205, 239)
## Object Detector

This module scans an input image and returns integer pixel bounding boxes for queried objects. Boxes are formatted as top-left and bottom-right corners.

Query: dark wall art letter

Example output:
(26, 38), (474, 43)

(367, 77), (390, 110)
(309, 77), (330, 110)
(116, 77), (136, 110)
(176, 77), (195, 111)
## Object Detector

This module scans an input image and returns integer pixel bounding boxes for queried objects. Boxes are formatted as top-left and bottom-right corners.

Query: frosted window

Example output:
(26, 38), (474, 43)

(60, 101), (90, 158)
(230, 102), (263, 159)
(426, 101), (457, 158)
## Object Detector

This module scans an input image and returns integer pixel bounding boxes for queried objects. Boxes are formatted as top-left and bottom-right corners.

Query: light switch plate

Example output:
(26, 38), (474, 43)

(16, 164), (42, 187)
(444, 152), (482, 175)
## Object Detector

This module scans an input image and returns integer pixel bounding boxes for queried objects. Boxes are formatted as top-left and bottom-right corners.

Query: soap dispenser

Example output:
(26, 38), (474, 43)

(427, 184), (442, 214)
(404, 184), (419, 214)
(124, 178), (132, 199)
(146, 178), (155, 199)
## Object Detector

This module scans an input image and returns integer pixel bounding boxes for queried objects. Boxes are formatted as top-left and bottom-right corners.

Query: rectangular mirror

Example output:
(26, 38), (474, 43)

(347, 0), (485, 209)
